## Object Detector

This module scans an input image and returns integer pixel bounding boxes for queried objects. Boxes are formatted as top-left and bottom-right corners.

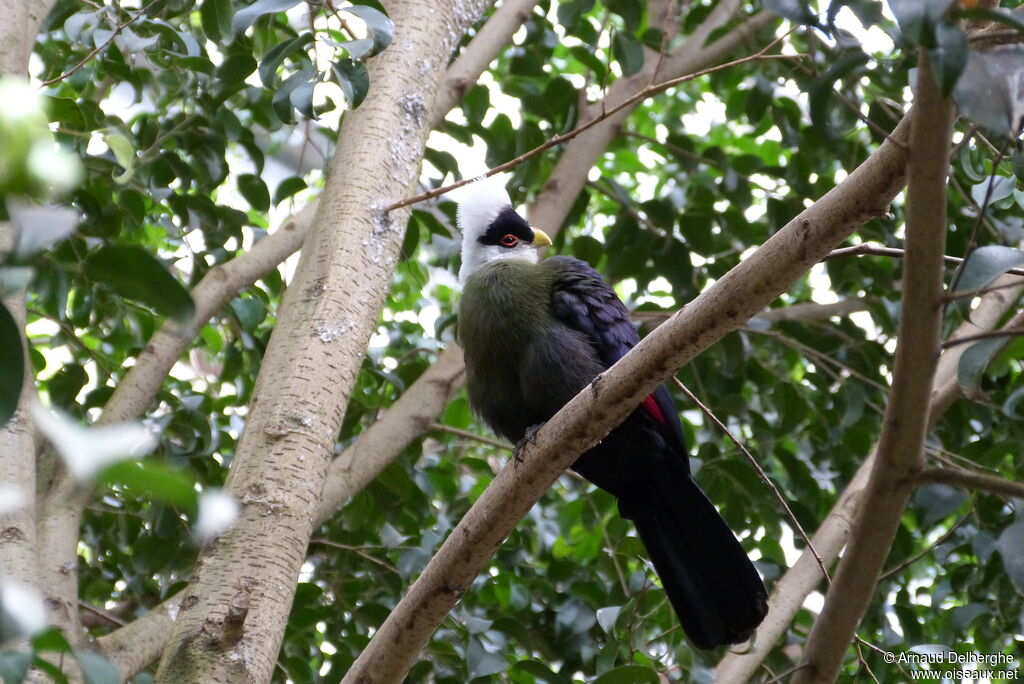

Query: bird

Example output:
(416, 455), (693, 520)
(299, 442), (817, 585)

(454, 176), (768, 650)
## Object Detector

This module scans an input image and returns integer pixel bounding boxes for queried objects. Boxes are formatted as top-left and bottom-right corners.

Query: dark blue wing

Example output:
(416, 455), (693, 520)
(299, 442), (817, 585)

(544, 255), (687, 453)
(545, 255), (638, 366)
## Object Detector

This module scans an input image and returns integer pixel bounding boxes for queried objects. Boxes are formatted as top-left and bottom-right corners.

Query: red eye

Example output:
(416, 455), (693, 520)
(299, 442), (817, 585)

(499, 234), (519, 247)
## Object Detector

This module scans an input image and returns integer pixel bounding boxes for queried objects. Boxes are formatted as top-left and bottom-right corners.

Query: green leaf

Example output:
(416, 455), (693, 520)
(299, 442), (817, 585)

(32, 627), (73, 652)
(48, 363), (88, 409)
(954, 245), (1024, 293)
(231, 0), (302, 36)
(340, 5), (394, 56)
(274, 177), (307, 205)
(611, 31), (643, 77)
(466, 637), (507, 679)
(238, 174), (271, 211)
(84, 245), (196, 323)
(1002, 385), (1024, 418)
(809, 51), (869, 137)
(997, 520), (1024, 593)
(956, 336), (1004, 397)
(889, 0), (955, 44)
(913, 483), (967, 526)
(97, 460), (197, 510)
(513, 660), (571, 684)
(258, 32), (313, 87)
(927, 21), (967, 96)
(970, 174), (1015, 207)
(200, 0), (234, 41)
(592, 665), (660, 684)
(953, 45), (1024, 137)
(105, 132), (136, 185)
(0, 302), (24, 428)
(216, 53), (257, 85)
(0, 652), (31, 684)
(74, 650), (120, 684)
(764, 0), (818, 25)
(606, 0), (643, 31)
(557, 0), (595, 30)
(331, 58), (369, 108)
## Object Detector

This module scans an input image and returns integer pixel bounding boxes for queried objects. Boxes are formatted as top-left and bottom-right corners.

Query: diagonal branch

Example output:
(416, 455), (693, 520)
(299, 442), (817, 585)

(716, 264), (1024, 682)
(342, 103), (912, 684)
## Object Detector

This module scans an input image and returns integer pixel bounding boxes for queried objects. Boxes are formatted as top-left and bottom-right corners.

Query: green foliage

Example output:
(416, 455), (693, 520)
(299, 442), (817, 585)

(3, 0), (1024, 681)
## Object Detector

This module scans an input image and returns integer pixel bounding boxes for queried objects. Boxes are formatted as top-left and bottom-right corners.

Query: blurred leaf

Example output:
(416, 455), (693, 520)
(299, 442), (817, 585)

(764, 0), (818, 25)
(0, 302), (24, 428)
(913, 483), (967, 527)
(593, 665), (660, 683)
(0, 652), (31, 684)
(611, 32), (643, 77)
(956, 336), (1004, 397)
(84, 246), (195, 323)
(953, 46), (1024, 137)
(341, 5), (394, 56)
(238, 174), (271, 212)
(927, 21), (967, 95)
(998, 520), (1024, 592)
(954, 245), (1024, 293)
(231, 0), (302, 36)
(48, 363), (88, 409)
(97, 460), (197, 510)
(889, 0), (955, 44)
(74, 650), (120, 684)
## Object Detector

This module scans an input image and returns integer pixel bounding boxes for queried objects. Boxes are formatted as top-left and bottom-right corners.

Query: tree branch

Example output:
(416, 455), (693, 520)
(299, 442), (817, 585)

(153, 3), (492, 681)
(388, 49), (796, 212)
(716, 250), (1024, 682)
(825, 243), (1024, 278)
(919, 465), (1024, 499)
(428, 0), (538, 129)
(342, 99), (912, 684)
(314, 347), (466, 524)
(793, 52), (956, 684)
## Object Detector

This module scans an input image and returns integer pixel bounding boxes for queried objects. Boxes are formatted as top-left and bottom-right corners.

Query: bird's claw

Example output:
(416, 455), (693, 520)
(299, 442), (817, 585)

(513, 422), (546, 465)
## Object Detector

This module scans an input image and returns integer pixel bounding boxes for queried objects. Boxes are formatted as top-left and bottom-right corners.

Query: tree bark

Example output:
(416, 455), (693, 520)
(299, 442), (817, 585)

(152, 2), (489, 682)
(714, 274), (1023, 681)
(341, 102), (912, 684)
(793, 52), (956, 684)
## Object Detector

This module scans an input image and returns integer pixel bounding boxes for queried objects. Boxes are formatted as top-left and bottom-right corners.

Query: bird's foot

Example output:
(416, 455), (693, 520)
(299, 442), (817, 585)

(513, 422), (546, 465)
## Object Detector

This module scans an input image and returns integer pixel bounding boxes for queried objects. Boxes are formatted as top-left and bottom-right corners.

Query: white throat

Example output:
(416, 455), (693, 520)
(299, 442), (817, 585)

(459, 236), (540, 284)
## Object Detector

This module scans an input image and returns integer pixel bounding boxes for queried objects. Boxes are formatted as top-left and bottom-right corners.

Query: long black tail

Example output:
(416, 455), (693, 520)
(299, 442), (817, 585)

(621, 474), (768, 650)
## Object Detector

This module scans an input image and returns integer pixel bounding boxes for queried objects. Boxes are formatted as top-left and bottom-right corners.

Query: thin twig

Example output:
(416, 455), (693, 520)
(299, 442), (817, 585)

(429, 422), (510, 450)
(78, 600), (128, 627)
(40, 0), (160, 87)
(824, 244), (1024, 277)
(309, 538), (399, 573)
(919, 465), (1024, 499)
(950, 138), (1014, 293)
(385, 48), (804, 212)
(938, 327), (1024, 349)
(878, 513), (971, 580)
(672, 378), (831, 584)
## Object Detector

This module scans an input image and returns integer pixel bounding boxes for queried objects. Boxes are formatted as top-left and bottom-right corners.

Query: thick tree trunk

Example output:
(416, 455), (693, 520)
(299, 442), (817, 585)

(153, 1), (488, 682)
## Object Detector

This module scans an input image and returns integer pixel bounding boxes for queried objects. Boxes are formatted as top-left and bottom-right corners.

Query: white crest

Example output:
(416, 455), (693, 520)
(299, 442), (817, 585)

(455, 174), (512, 240)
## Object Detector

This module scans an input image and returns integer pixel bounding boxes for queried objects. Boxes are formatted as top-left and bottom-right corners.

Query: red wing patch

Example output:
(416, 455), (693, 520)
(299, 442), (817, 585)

(640, 394), (667, 426)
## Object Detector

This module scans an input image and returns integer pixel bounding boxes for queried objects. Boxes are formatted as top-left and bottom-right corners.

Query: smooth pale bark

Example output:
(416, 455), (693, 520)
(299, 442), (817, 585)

(152, 2), (489, 682)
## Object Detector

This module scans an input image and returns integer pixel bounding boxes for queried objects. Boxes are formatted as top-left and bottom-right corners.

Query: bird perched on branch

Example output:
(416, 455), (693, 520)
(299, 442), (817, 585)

(455, 176), (768, 650)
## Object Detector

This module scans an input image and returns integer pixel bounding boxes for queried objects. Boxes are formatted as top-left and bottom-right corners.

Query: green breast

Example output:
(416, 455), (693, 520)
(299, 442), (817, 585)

(458, 260), (554, 440)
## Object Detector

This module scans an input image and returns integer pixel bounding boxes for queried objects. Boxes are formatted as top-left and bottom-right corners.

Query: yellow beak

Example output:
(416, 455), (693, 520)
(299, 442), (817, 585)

(531, 228), (552, 248)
